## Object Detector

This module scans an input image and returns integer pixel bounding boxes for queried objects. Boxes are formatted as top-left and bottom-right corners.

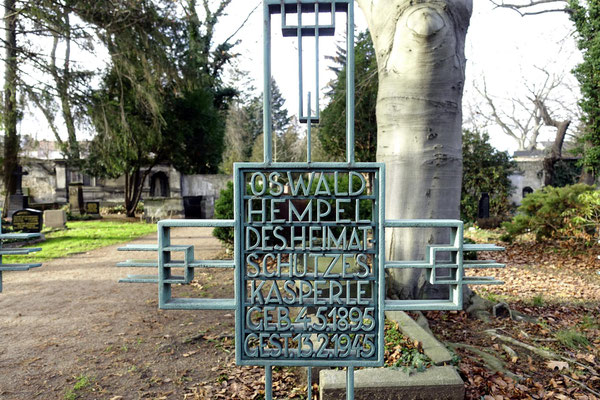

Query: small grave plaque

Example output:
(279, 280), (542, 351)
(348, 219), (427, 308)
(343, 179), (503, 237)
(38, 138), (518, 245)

(85, 201), (100, 215)
(12, 208), (43, 233)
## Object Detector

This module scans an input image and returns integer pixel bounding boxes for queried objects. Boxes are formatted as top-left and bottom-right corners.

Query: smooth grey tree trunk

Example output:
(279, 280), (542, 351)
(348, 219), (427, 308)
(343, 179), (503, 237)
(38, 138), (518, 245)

(357, 0), (472, 298)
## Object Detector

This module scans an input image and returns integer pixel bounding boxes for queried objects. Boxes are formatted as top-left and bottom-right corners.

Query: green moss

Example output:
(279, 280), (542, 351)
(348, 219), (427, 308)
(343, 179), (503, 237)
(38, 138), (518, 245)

(384, 319), (432, 373)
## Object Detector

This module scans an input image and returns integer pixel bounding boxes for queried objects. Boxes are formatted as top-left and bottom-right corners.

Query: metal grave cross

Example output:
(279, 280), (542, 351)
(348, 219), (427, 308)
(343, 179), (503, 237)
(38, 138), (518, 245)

(118, 1), (504, 398)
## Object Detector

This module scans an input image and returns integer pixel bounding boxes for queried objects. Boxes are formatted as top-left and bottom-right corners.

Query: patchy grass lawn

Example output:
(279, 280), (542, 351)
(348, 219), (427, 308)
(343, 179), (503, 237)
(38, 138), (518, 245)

(3, 220), (156, 263)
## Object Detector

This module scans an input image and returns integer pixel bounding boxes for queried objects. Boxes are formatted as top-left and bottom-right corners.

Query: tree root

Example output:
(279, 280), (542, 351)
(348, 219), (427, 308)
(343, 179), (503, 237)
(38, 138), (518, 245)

(446, 342), (523, 381)
(485, 329), (599, 376)
(501, 344), (518, 359)
(562, 374), (600, 397)
(484, 329), (557, 360)
(464, 293), (537, 323)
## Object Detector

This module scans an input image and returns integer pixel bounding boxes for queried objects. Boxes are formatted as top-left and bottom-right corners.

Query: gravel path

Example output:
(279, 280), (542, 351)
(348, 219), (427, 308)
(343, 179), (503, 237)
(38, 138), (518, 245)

(0, 227), (236, 399)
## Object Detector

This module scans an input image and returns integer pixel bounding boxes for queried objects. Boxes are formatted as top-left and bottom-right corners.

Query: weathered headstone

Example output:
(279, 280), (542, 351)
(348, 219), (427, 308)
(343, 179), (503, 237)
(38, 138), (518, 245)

(68, 183), (84, 215)
(12, 209), (43, 233)
(8, 166), (29, 217)
(85, 201), (100, 215)
(478, 192), (490, 219)
(43, 210), (67, 229)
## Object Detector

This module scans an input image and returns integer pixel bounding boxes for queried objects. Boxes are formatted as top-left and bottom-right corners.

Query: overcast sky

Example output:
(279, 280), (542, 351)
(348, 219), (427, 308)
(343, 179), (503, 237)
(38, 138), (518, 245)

(210, 0), (580, 154)
(14, 0), (581, 155)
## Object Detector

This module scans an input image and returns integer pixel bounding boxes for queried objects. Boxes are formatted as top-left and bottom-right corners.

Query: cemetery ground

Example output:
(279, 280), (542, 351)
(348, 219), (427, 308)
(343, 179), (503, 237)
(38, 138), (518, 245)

(0, 224), (598, 399)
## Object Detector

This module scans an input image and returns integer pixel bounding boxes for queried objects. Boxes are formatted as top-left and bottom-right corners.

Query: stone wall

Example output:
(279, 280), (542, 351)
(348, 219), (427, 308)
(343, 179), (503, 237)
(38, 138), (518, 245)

(509, 158), (544, 206)
(21, 160), (59, 203)
(181, 174), (231, 218)
(1, 159), (229, 218)
(182, 174), (230, 197)
(143, 197), (184, 222)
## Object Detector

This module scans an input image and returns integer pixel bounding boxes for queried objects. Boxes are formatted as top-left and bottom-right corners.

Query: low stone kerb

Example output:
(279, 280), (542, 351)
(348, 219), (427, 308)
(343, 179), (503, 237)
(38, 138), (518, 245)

(386, 310), (454, 366)
(319, 366), (464, 400)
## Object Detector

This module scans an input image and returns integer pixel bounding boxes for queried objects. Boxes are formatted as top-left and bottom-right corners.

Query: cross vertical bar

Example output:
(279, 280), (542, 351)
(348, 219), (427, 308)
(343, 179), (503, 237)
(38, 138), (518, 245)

(265, 365), (273, 400)
(315, 3), (320, 120)
(234, 166), (243, 365)
(378, 166), (387, 362)
(346, 366), (355, 400)
(297, 2), (304, 119)
(307, 367), (312, 400)
(307, 92), (312, 162)
(263, 2), (273, 164)
(158, 224), (171, 308)
(346, 1), (355, 164)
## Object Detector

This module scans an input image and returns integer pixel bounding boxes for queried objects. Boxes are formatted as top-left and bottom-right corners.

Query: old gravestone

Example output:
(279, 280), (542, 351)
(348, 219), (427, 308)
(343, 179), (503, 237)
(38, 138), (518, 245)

(85, 201), (101, 216)
(12, 209), (43, 233)
(8, 165), (29, 218)
(43, 210), (67, 229)
(478, 192), (490, 219)
(68, 183), (84, 215)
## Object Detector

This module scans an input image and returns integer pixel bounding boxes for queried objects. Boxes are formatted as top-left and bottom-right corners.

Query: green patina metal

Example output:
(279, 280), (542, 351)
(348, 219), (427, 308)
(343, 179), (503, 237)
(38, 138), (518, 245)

(0, 210), (43, 293)
(117, 1), (505, 399)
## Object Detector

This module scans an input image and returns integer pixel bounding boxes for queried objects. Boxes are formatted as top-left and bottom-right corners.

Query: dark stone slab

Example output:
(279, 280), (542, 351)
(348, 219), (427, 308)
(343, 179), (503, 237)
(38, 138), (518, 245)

(12, 208), (43, 233)
(85, 201), (100, 215)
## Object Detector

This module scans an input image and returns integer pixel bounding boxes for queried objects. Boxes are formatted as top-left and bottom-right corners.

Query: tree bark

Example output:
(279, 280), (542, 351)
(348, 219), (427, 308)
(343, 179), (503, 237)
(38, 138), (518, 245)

(357, 0), (472, 298)
(3, 0), (19, 218)
(579, 140), (596, 185)
(57, 9), (80, 161)
(534, 96), (570, 186)
(542, 120), (570, 186)
(125, 168), (152, 217)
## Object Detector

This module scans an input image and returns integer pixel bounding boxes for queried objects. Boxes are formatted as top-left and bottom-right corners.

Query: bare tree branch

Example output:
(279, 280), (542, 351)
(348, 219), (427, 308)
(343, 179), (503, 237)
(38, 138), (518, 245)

(473, 68), (577, 152)
(476, 79), (521, 142)
(222, 1), (260, 45)
(489, 0), (572, 16)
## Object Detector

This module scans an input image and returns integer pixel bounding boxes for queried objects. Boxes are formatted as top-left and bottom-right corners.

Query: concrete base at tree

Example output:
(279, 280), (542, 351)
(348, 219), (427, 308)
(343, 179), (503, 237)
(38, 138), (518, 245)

(316, 311), (463, 399)
(319, 366), (464, 400)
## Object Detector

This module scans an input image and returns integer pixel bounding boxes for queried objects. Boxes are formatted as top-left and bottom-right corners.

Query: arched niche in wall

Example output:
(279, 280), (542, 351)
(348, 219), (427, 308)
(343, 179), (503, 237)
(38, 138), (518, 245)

(150, 171), (169, 198)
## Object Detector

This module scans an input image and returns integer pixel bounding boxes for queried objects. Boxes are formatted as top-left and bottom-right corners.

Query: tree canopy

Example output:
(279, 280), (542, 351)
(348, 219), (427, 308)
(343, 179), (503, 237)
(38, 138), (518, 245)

(461, 130), (517, 222)
(221, 78), (297, 173)
(84, 0), (236, 216)
(569, 0), (600, 181)
(318, 31), (377, 162)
